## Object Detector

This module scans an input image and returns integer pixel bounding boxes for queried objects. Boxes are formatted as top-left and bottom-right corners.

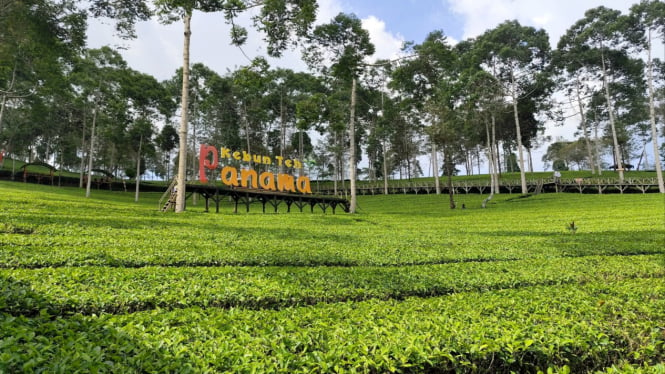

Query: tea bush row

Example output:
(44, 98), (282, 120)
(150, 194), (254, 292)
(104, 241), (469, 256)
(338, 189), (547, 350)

(2, 255), (663, 316)
(1, 278), (663, 373)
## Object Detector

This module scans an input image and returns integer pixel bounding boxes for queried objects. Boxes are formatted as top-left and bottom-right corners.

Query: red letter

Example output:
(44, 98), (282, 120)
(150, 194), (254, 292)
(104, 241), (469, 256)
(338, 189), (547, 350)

(199, 144), (219, 183)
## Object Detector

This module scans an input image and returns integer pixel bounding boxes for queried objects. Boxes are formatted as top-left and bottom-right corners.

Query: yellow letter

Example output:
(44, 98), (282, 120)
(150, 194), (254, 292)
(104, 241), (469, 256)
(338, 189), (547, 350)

(259, 172), (276, 191)
(262, 156), (271, 165)
(275, 156), (284, 166)
(240, 168), (258, 188)
(232, 151), (241, 161)
(221, 166), (239, 187)
(243, 151), (252, 163)
(220, 147), (231, 159)
(277, 173), (296, 193)
(293, 159), (303, 169)
(285, 159), (293, 168)
(296, 176), (312, 194)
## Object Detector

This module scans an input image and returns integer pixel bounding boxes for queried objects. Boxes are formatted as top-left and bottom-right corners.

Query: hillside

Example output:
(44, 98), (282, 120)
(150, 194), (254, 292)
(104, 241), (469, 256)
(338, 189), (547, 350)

(1, 181), (664, 372)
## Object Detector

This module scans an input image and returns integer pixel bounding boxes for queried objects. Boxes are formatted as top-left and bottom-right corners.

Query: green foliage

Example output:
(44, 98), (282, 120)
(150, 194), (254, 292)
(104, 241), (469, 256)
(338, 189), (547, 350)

(0, 181), (663, 372)
(553, 159), (569, 171)
(302, 12), (375, 81)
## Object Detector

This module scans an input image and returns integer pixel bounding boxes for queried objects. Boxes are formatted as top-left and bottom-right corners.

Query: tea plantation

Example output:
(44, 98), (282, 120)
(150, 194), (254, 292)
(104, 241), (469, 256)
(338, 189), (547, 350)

(1, 180), (664, 373)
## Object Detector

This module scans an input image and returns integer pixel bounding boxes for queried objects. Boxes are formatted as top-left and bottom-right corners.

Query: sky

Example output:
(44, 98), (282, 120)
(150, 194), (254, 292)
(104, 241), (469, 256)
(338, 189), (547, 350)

(87, 0), (646, 173)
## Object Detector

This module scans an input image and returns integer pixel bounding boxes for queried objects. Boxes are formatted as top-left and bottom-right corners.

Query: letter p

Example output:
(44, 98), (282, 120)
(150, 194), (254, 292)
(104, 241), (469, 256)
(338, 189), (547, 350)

(199, 144), (219, 183)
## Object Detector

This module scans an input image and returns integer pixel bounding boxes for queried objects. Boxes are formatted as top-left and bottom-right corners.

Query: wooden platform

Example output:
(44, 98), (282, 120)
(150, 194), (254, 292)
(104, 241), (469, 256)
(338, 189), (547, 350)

(180, 184), (350, 214)
(553, 177), (661, 194)
(312, 177), (662, 196)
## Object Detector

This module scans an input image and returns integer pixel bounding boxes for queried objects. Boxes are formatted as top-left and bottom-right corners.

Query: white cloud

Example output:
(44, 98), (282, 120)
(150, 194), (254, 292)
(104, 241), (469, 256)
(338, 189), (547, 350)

(448, 0), (633, 46)
(362, 16), (405, 61)
(87, 0), (347, 81)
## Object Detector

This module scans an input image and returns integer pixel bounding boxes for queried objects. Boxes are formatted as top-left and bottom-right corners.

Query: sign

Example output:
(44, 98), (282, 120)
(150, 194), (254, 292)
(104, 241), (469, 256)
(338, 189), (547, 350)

(199, 145), (312, 194)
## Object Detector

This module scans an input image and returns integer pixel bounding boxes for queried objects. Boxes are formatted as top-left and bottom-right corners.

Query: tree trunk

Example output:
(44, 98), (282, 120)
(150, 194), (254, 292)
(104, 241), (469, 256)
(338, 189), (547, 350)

(348, 77), (357, 213)
(135, 135), (142, 202)
(190, 109), (198, 206)
(0, 93), (6, 170)
(476, 146), (481, 175)
(482, 117), (495, 208)
(495, 140), (502, 176)
(333, 132), (338, 196)
(431, 137), (440, 194)
(593, 120), (603, 175)
(58, 150), (63, 186)
(382, 139), (389, 195)
(280, 92), (286, 174)
(298, 130), (304, 177)
(636, 142), (647, 171)
(175, 11), (192, 213)
(79, 110), (87, 188)
(574, 79), (596, 174)
(242, 104), (252, 167)
(445, 145), (455, 209)
(85, 103), (98, 198)
(0, 63), (17, 138)
(492, 114), (500, 192)
(511, 72), (528, 194)
(0, 93), (6, 137)
(190, 108), (197, 181)
(647, 28), (665, 193)
(600, 47), (624, 183)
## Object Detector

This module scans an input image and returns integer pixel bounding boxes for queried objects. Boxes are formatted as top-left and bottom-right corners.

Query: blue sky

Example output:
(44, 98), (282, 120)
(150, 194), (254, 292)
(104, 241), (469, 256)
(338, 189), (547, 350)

(342, 0), (465, 43)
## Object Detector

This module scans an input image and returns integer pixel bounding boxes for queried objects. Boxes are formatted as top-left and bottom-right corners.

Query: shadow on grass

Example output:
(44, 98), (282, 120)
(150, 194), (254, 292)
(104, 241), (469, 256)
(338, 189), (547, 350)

(0, 275), (199, 372)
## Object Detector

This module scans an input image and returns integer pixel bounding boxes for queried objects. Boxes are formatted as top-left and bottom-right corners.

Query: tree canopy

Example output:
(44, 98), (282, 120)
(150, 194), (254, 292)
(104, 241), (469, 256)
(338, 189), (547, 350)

(1, 1), (663, 198)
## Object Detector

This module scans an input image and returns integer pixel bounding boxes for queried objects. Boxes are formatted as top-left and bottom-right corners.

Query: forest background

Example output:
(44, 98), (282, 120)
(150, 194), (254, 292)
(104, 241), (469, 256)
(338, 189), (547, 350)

(1, 0), (664, 196)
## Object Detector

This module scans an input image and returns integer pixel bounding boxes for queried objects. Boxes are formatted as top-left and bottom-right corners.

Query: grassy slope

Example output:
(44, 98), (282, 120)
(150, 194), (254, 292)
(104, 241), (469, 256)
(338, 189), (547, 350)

(1, 180), (664, 372)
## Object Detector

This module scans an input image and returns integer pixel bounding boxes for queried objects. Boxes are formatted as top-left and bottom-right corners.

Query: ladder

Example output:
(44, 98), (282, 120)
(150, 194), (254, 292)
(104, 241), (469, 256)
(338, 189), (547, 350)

(158, 178), (178, 212)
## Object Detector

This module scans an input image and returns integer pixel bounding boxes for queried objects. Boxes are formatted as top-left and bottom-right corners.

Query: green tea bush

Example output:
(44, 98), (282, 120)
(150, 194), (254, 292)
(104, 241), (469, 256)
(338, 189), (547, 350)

(0, 181), (663, 372)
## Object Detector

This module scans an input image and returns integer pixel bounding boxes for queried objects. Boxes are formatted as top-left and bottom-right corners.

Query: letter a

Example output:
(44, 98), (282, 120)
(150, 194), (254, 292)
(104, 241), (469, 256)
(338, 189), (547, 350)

(221, 166), (239, 187)
(296, 176), (312, 194)
(259, 172), (276, 191)
(240, 169), (258, 189)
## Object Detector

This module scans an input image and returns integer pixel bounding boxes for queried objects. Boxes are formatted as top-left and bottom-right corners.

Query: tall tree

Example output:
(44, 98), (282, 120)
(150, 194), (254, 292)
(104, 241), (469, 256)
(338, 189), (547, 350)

(155, 124), (179, 179)
(459, 66), (504, 206)
(630, 0), (665, 193)
(559, 7), (644, 183)
(70, 47), (129, 197)
(0, 0), (86, 166)
(303, 12), (375, 213)
(119, 68), (169, 200)
(151, 0), (317, 212)
(391, 31), (458, 198)
(265, 68), (321, 174)
(477, 20), (552, 194)
(231, 57), (272, 164)
(551, 54), (601, 175)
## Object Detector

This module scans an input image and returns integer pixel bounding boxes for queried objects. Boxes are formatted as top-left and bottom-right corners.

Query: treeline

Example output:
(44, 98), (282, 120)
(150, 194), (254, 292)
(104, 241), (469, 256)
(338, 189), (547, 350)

(1, 0), (664, 199)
